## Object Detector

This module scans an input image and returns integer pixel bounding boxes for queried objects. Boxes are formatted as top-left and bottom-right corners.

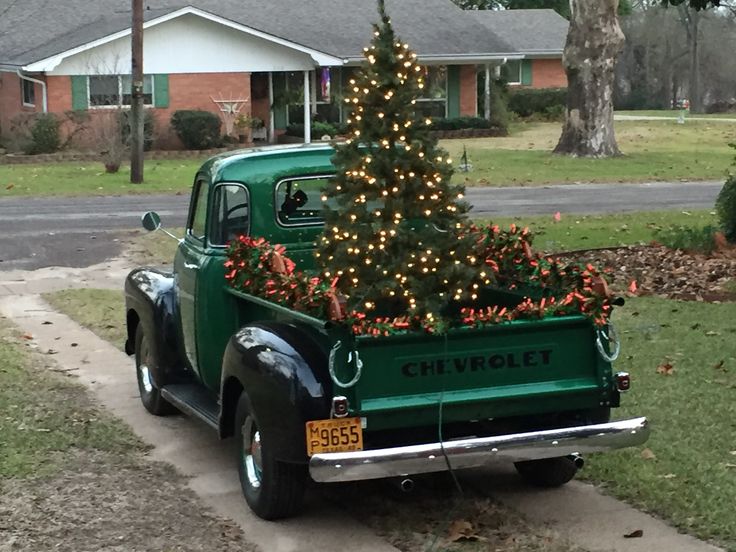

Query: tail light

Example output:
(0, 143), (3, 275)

(332, 396), (349, 418)
(615, 371), (631, 392)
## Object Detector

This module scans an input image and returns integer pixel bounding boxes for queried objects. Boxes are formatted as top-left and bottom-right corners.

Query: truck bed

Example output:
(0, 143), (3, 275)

(225, 286), (613, 435)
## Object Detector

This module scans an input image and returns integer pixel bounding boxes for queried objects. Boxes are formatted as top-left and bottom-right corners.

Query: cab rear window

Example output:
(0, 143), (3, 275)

(275, 176), (333, 226)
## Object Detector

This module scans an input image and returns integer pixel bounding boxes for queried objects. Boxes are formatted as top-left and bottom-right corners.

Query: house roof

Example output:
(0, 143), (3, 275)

(469, 9), (568, 56)
(0, 0), (523, 70)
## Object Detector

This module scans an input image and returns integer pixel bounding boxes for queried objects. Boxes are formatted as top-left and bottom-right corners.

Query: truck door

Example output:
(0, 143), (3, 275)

(174, 178), (209, 375)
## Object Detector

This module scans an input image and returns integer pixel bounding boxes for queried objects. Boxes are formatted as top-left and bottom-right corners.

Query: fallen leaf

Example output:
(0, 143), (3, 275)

(659, 473), (677, 479)
(447, 520), (484, 543)
(6, 183), (15, 190)
(624, 529), (644, 539)
(656, 362), (675, 376)
(641, 448), (657, 460)
(714, 360), (726, 371)
(628, 280), (638, 294)
(41, 321), (53, 325)
(705, 331), (720, 336)
(21, 333), (33, 340)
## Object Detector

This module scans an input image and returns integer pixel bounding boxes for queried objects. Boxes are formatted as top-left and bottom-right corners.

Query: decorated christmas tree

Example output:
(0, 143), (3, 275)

(315, 0), (476, 325)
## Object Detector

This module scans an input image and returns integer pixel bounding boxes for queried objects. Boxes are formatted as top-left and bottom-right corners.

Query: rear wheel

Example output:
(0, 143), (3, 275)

(134, 324), (175, 416)
(235, 393), (306, 520)
(514, 456), (579, 488)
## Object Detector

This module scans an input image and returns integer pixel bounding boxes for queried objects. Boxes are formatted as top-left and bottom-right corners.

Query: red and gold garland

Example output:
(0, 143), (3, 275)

(225, 226), (614, 337)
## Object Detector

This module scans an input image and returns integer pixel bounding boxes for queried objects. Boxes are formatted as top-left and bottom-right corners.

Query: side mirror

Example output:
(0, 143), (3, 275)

(142, 211), (162, 232)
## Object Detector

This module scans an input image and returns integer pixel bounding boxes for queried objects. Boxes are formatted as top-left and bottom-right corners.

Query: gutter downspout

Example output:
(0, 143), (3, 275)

(17, 71), (48, 113)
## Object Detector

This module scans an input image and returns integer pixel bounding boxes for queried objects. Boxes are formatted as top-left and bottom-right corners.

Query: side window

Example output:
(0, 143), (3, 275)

(210, 184), (250, 245)
(189, 181), (209, 241)
(276, 176), (332, 226)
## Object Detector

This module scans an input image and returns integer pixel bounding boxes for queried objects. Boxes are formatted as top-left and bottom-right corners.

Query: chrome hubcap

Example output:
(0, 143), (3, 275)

(138, 337), (154, 394)
(243, 417), (263, 489)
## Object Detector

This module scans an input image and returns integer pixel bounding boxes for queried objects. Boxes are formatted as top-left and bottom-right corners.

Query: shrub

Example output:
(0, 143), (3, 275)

(716, 174), (736, 243)
(170, 110), (222, 150)
(285, 121), (341, 138)
(654, 224), (720, 254)
(508, 88), (567, 118)
(27, 114), (61, 154)
(488, 79), (510, 131)
(430, 117), (493, 131)
(119, 110), (155, 151)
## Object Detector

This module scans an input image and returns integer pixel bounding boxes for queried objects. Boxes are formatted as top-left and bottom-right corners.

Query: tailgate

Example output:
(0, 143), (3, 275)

(349, 316), (608, 430)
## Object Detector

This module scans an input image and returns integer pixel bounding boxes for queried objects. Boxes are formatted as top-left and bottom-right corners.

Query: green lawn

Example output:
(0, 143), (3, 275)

(585, 297), (736, 550)
(0, 320), (142, 478)
(486, 210), (716, 252)
(0, 159), (201, 197)
(616, 109), (736, 119)
(444, 120), (735, 187)
(2, 120), (734, 197)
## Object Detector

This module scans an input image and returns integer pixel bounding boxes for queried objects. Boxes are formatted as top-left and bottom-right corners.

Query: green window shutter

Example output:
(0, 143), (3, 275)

(153, 74), (169, 108)
(521, 60), (533, 86)
(447, 65), (461, 118)
(71, 76), (88, 110)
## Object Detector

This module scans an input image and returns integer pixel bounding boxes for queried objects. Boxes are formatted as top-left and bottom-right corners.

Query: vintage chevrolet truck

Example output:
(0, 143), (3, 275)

(125, 144), (649, 520)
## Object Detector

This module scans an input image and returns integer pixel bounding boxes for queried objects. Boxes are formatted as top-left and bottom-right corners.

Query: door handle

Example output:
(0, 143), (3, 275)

(184, 263), (200, 270)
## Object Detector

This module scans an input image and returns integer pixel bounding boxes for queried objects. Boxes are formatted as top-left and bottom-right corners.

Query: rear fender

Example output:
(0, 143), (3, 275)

(124, 268), (183, 380)
(221, 323), (331, 463)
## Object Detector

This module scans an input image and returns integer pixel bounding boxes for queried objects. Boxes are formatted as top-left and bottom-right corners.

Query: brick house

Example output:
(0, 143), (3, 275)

(0, 1), (567, 150)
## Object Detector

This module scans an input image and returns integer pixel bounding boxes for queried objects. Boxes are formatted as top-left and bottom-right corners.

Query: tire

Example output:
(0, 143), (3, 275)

(514, 457), (579, 488)
(235, 393), (306, 520)
(134, 324), (176, 416)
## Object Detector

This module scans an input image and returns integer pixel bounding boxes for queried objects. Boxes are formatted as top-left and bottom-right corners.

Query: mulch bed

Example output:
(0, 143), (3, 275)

(562, 244), (736, 302)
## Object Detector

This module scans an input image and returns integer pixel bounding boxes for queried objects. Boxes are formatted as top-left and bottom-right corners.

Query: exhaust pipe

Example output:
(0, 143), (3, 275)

(568, 453), (585, 469)
(389, 477), (415, 492)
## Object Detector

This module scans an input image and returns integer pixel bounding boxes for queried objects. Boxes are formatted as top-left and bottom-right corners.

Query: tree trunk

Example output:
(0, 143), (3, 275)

(554, 0), (626, 158)
(688, 10), (702, 112)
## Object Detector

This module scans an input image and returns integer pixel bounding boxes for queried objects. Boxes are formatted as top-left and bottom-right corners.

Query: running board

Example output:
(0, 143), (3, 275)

(161, 384), (219, 431)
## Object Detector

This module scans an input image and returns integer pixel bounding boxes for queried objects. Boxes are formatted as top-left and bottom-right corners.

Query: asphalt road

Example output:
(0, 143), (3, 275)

(0, 180), (722, 271)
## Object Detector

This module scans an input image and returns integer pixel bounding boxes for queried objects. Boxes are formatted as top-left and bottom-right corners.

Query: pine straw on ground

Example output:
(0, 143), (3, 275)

(563, 244), (736, 302)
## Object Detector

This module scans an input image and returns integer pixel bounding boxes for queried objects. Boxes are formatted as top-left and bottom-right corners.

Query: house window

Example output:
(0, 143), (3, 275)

(286, 69), (341, 125)
(88, 75), (153, 107)
(416, 65), (447, 118)
(21, 79), (35, 107)
(502, 61), (522, 85)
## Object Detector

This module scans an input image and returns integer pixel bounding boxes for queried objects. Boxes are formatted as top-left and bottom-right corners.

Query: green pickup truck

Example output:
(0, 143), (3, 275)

(125, 144), (649, 520)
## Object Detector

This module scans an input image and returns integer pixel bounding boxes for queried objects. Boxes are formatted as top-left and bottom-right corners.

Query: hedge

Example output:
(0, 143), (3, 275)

(171, 110), (222, 150)
(508, 88), (567, 118)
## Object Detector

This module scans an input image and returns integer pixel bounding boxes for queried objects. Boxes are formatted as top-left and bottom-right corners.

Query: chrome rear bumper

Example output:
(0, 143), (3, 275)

(309, 416), (649, 483)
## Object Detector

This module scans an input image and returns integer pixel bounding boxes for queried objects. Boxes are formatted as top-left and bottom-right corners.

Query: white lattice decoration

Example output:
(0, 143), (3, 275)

(211, 92), (249, 136)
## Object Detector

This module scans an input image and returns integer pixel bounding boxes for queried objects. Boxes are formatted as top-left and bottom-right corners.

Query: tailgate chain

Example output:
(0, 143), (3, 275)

(328, 340), (363, 388)
(595, 322), (621, 363)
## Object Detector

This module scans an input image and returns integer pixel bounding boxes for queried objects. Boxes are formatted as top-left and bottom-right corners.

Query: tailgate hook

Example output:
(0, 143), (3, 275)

(329, 340), (363, 389)
(595, 322), (621, 363)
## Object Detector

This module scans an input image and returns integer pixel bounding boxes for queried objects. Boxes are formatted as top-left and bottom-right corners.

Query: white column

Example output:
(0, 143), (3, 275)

(484, 64), (491, 120)
(268, 72), (275, 143)
(303, 70), (311, 144)
(310, 69), (318, 115)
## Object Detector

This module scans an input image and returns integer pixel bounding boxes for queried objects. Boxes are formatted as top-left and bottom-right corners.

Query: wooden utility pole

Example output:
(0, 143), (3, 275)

(130, 0), (144, 183)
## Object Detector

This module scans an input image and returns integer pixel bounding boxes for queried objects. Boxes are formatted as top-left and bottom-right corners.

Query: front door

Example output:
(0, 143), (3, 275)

(175, 178), (209, 376)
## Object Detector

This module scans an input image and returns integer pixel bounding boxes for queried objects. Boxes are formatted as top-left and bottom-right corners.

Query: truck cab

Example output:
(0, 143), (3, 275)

(125, 144), (649, 520)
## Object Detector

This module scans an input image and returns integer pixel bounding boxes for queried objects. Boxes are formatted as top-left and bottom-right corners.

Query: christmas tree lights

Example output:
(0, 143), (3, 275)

(316, 0), (475, 322)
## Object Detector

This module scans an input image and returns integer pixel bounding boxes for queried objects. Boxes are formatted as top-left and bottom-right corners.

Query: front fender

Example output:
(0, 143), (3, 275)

(221, 323), (332, 463)
(124, 267), (183, 379)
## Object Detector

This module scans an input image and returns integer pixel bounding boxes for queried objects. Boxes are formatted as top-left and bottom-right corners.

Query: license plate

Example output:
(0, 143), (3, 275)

(305, 417), (363, 456)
